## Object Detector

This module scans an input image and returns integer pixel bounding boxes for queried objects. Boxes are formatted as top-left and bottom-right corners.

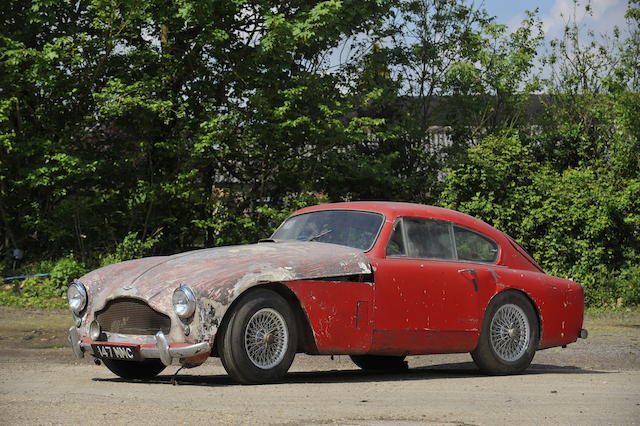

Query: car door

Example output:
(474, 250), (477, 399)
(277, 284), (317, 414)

(372, 217), (493, 354)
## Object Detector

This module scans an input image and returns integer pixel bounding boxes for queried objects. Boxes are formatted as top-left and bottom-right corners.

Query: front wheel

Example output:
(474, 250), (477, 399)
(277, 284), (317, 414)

(218, 289), (298, 384)
(102, 359), (166, 380)
(471, 291), (539, 375)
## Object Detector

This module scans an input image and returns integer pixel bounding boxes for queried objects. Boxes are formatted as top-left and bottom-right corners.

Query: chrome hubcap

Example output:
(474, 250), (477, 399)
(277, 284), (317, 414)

(490, 304), (530, 362)
(244, 308), (288, 369)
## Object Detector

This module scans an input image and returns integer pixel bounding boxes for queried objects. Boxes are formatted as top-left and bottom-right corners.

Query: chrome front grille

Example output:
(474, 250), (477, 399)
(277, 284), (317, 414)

(95, 298), (171, 335)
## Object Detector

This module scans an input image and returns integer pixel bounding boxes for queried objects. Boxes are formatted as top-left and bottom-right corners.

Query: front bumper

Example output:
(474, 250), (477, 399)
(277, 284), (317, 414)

(68, 327), (211, 366)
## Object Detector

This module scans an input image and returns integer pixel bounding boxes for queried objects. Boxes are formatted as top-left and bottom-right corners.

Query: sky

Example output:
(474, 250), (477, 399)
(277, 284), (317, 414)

(483, 0), (630, 41)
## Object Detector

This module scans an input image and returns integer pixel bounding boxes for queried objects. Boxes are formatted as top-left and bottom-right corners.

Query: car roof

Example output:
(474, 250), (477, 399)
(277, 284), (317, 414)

(295, 201), (499, 236)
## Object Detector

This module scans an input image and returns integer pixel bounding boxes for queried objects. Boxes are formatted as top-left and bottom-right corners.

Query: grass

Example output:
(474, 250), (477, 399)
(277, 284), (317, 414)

(583, 307), (640, 338)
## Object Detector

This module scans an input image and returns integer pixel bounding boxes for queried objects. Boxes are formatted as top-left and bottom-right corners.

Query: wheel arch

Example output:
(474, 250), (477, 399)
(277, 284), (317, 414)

(485, 288), (542, 341)
(210, 282), (317, 357)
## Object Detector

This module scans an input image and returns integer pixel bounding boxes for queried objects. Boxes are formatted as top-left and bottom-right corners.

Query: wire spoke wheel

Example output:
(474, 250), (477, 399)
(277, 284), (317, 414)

(244, 308), (289, 369)
(472, 291), (539, 375)
(219, 289), (297, 383)
(489, 303), (530, 362)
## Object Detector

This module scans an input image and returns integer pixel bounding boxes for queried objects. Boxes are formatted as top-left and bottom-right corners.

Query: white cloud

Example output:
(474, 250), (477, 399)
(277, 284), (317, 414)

(541, 0), (628, 40)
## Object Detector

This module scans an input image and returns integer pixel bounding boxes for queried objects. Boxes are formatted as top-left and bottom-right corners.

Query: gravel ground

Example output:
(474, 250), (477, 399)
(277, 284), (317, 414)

(0, 307), (638, 425)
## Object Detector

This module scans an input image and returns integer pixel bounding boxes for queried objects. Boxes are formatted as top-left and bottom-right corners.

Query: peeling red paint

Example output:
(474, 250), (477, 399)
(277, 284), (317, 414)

(287, 279), (374, 353)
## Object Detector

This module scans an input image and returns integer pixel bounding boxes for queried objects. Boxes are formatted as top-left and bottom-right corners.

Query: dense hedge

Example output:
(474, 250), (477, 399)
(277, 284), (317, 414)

(442, 133), (639, 306)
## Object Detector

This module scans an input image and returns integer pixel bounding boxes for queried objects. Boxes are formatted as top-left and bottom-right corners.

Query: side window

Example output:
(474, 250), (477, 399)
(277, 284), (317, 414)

(403, 218), (454, 259)
(454, 226), (499, 263)
(386, 220), (406, 256)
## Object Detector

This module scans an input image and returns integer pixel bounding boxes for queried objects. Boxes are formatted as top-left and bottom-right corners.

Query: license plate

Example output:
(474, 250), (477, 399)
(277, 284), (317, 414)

(92, 344), (142, 361)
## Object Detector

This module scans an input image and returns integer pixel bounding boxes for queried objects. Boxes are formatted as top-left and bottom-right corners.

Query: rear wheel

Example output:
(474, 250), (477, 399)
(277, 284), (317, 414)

(218, 289), (297, 384)
(350, 355), (408, 371)
(471, 291), (539, 375)
(102, 359), (166, 380)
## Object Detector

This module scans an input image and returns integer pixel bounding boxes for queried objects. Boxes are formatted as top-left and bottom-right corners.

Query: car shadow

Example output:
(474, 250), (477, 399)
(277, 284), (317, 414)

(92, 361), (610, 387)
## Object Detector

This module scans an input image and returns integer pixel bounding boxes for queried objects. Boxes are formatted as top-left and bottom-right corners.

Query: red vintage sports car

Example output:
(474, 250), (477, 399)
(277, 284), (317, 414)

(68, 202), (587, 384)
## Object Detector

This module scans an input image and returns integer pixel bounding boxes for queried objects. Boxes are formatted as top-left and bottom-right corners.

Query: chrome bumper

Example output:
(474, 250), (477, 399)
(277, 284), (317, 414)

(68, 327), (211, 366)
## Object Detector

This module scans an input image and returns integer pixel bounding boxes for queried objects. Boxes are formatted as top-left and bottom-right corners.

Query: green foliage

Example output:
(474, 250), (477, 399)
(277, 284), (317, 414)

(441, 132), (638, 307)
(0, 275), (67, 309)
(100, 232), (162, 266)
(439, 1), (639, 307)
(607, 266), (640, 307)
(0, 257), (77, 309)
(49, 254), (88, 292)
(0, 0), (638, 308)
(0, 286), (67, 309)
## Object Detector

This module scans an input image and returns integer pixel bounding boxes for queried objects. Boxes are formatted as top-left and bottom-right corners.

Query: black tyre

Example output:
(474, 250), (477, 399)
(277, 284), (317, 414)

(350, 355), (408, 371)
(102, 359), (166, 380)
(218, 289), (297, 384)
(471, 291), (539, 375)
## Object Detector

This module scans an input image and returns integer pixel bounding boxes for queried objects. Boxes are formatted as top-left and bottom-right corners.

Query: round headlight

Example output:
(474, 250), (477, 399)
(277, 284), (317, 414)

(172, 286), (196, 319)
(67, 282), (87, 314)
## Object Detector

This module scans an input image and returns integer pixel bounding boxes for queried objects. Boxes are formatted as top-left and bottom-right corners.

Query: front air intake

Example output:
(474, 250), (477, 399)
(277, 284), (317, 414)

(95, 298), (171, 335)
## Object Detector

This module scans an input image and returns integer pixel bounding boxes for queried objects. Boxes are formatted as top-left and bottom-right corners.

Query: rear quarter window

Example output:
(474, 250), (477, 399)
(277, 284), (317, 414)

(454, 226), (499, 263)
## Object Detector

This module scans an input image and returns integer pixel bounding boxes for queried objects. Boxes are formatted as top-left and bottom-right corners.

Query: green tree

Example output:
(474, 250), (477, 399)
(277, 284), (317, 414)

(0, 0), (389, 268)
(442, 1), (640, 306)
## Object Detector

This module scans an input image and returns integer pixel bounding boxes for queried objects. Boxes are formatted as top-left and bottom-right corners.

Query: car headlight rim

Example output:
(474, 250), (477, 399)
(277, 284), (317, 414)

(172, 286), (196, 319)
(67, 281), (87, 315)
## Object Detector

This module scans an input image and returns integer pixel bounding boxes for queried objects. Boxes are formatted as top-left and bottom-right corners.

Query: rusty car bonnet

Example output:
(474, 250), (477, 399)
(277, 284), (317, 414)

(80, 241), (372, 312)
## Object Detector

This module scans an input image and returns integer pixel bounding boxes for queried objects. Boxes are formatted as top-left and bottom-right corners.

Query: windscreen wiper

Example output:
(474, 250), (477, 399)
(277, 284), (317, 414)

(307, 229), (332, 241)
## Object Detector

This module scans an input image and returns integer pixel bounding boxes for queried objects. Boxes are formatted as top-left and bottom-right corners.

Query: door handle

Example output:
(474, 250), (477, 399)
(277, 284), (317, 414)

(458, 268), (478, 292)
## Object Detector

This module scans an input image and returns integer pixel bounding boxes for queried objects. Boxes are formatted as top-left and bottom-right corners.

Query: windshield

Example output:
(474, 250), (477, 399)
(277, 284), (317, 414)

(272, 210), (384, 251)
